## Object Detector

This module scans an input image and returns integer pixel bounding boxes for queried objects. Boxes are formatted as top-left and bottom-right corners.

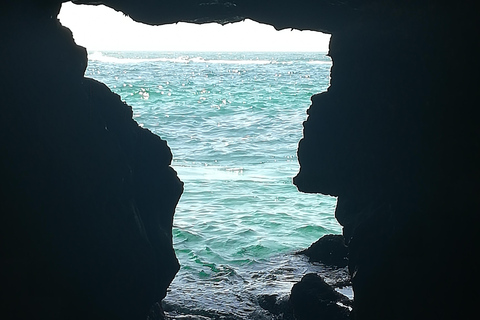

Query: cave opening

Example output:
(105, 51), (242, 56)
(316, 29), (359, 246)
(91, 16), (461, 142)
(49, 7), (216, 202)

(59, 2), (345, 318)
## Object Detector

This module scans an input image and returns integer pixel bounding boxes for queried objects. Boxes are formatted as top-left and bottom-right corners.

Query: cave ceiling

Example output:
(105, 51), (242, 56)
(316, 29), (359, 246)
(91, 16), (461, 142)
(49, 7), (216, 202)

(69, 0), (371, 33)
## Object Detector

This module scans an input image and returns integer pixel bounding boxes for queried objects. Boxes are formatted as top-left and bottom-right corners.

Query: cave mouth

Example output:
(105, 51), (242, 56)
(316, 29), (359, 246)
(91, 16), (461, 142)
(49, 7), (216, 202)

(59, 2), (343, 318)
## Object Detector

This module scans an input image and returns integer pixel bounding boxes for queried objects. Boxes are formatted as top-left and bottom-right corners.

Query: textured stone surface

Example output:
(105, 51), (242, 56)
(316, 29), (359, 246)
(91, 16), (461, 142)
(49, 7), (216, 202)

(71, 0), (355, 30)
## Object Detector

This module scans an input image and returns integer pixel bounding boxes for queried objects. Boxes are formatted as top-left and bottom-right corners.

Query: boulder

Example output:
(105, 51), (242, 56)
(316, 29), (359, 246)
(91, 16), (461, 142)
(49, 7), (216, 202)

(298, 234), (348, 268)
(290, 273), (351, 320)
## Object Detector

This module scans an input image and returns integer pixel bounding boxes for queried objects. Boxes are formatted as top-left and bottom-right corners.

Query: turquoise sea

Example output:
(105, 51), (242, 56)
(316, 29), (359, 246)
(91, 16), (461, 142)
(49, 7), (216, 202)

(85, 51), (342, 319)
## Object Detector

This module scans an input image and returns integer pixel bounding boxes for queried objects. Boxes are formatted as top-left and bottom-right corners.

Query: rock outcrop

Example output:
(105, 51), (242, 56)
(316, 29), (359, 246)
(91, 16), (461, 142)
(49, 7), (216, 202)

(294, 2), (480, 319)
(298, 234), (348, 268)
(2, 0), (479, 319)
(290, 273), (351, 320)
(1, 1), (182, 319)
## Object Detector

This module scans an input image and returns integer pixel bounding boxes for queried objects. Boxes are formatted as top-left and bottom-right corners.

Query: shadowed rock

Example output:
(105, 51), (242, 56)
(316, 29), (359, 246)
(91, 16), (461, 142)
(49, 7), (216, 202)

(294, 2), (480, 319)
(1, 1), (182, 319)
(298, 234), (348, 268)
(290, 273), (351, 320)
(257, 294), (294, 319)
(72, 0), (356, 31)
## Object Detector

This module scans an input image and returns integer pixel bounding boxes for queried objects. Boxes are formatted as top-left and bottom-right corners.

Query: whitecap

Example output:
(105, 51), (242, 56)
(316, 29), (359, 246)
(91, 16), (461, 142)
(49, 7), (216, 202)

(307, 60), (331, 65)
(206, 59), (272, 65)
(88, 51), (190, 64)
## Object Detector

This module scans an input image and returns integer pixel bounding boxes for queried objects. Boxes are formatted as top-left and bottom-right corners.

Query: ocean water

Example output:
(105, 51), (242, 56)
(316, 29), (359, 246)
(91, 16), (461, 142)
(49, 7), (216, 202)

(85, 51), (343, 319)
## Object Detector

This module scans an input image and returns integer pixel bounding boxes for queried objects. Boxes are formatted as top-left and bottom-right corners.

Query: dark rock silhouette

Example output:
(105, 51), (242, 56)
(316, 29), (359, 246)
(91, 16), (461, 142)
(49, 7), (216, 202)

(290, 273), (351, 320)
(257, 294), (294, 319)
(298, 234), (348, 268)
(294, 3), (480, 319)
(1, 0), (479, 319)
(1, 1), (182, 319)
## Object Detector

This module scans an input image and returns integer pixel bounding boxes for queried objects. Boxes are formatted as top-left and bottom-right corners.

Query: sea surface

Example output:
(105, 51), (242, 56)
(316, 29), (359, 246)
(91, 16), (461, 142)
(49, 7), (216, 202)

(85, 51), (344, 319)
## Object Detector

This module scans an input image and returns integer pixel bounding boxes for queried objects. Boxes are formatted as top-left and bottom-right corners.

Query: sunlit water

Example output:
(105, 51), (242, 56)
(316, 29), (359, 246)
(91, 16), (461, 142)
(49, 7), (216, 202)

(85, 51), (343, 319)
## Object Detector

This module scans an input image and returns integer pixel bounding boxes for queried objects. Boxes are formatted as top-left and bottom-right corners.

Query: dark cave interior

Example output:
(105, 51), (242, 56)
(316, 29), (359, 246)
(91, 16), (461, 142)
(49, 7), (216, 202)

(1, 0), (479, 319)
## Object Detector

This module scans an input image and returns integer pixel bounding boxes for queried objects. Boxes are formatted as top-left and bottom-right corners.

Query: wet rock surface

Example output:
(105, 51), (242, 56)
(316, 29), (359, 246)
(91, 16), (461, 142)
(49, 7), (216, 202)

(257, 294), (294, 319)
(290, 273), (351, 320)
(298, 234), (348, 268)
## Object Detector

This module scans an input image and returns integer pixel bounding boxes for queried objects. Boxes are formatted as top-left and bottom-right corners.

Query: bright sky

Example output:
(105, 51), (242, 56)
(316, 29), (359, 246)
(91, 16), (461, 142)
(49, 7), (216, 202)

(58, 2), (330, 52)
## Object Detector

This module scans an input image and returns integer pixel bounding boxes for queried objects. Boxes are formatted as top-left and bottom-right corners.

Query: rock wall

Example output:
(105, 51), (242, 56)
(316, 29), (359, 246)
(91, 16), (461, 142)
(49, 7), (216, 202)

(294, 3), (480, 319)
(1, 0), (479, 319)
(0, 1), (182, 319)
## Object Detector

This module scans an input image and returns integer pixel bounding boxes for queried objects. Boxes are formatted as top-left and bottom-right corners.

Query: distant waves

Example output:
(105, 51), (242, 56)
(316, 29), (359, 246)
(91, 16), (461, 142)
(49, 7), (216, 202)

(88, 51), (331, 66)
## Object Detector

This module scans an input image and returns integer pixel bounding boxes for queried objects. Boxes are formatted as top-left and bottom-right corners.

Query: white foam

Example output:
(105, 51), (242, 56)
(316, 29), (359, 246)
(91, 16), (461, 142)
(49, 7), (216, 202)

(205, 59), (272, 65)
(88, 51), (191, 64)
(307, 60), (331, 65)
(88, 52), (274, 65)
